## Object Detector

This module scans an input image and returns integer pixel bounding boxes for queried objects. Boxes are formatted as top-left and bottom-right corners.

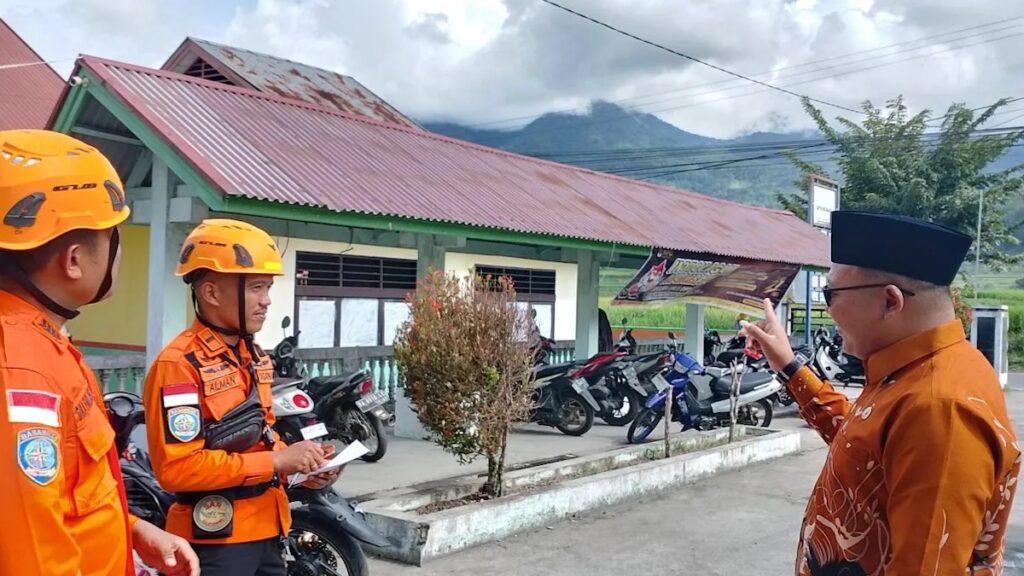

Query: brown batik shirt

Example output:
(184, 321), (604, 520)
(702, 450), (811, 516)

(787, 320), (1020, 576)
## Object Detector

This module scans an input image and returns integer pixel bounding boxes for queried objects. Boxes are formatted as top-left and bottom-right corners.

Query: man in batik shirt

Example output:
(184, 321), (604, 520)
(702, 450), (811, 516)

(743, 210), (1020, 575)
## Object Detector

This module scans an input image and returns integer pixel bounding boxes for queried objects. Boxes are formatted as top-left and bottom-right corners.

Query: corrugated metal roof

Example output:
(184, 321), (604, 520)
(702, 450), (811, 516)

(0, 19), (64, 130)
(80, 56), (830, 267)
(162, 38), (419, 130)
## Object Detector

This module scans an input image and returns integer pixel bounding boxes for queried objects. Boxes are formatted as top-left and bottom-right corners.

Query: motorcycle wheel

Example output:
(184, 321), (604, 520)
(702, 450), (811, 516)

(288, 509), (369, 576)
(333, 407), (388, 463)
(555, 394), (594, 436)
(600, 388), (641, 427)
(737, 399), (773, 427)
(627, 407), (663, 444)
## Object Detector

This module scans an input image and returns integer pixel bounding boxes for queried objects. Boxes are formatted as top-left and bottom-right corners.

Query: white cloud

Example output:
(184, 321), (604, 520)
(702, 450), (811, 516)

(3, 0), (1021, 138)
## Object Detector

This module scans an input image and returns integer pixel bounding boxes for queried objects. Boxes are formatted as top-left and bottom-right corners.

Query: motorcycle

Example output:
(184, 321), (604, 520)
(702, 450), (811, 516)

(811, 326), (865, 387)
(271, 317), (390, 462)
(626, 333), (782, 444)
(604, 322), (673, 424)
(102, 390), (389, 576)
(527, 336), (601, 436)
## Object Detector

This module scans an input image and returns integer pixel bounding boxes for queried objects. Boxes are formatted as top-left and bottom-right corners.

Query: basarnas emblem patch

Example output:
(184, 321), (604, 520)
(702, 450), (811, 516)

(167, 406), (202, 442)
(17, 428), (59, 486)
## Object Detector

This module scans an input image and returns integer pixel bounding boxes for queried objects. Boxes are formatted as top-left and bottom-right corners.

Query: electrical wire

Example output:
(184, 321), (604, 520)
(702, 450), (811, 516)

(537, 0), (863, 114)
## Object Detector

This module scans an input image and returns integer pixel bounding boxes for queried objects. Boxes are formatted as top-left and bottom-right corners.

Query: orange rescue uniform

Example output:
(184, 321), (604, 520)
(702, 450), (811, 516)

(788, 320), (1020, 575)
(0, 290), (135, 576)
(144, 321), (289, 544)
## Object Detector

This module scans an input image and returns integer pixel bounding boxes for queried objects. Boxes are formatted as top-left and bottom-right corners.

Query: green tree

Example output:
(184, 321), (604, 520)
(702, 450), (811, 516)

(778, 96), (1024, 267)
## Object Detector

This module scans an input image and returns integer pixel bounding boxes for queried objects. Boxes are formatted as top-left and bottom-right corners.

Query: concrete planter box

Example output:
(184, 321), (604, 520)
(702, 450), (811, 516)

(359, 426), (801, 565)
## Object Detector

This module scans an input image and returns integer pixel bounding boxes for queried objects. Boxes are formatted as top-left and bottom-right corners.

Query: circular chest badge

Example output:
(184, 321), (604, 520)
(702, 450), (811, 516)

(193, 495), (233, 533)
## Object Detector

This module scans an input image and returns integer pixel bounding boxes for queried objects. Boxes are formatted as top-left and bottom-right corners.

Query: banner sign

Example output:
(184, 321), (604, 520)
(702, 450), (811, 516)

(614, 249), (801, 315)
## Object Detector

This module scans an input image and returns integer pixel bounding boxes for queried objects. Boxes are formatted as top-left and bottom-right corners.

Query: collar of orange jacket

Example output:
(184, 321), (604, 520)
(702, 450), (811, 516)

(864, 320), (966, 385)
(0, 289), (70, 349)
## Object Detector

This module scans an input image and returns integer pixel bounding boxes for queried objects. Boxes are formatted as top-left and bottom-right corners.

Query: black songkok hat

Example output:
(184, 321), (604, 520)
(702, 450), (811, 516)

(830, 210), (972, 286)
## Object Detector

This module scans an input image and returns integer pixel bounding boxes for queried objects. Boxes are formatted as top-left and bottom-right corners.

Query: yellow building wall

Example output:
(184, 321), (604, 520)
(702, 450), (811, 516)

(68, 224), (150, 351)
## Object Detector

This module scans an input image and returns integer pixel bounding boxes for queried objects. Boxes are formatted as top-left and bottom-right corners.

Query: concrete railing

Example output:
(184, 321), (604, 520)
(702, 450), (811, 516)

(87, 338), (674, 398)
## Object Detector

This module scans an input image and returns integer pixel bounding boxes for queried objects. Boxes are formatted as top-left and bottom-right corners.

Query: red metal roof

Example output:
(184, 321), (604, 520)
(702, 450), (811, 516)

(162, 38), (419, 130)
(78, 56), (830, 267)
(0, 20), (64, 130)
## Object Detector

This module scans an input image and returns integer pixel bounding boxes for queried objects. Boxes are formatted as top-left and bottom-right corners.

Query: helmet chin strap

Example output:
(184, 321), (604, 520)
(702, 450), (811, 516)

(191, 275), (255, 351)
(0, 227), (122, 321)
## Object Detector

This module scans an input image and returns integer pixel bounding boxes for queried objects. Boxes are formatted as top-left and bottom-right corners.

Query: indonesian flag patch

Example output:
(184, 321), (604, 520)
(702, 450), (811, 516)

(6, 390), (60, 427)
(162, 384), (200, 408)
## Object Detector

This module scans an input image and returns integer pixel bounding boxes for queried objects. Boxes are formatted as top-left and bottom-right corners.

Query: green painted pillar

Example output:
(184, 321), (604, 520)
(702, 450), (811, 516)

(144, 158), (189, 369)
(394, 234), (447, 440)
(575, 249), (600, 361)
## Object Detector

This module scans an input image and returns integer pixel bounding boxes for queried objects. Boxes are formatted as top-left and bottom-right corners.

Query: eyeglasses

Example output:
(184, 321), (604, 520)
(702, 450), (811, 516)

(822, 284), (916, 307)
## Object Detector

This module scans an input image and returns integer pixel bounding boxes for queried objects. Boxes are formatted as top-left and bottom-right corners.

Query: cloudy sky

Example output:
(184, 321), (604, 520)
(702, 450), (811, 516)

(2, 0), (1022, 138)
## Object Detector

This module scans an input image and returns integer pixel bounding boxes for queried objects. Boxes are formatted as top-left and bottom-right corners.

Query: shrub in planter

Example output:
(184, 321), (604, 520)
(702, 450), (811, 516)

(394, 270), (535, 497)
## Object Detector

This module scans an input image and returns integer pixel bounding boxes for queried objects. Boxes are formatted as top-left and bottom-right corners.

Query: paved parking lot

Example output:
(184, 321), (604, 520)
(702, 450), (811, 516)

(362, 383), (1023, 575)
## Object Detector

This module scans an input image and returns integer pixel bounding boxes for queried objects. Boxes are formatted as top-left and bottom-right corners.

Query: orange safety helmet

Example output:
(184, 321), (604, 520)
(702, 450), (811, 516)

(176, 219), (284, 279)
(0, 129), (130, 251)
(177, 219), (283, 341)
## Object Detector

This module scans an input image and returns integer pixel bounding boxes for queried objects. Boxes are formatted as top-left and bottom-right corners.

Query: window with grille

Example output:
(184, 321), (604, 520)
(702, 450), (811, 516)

(475, 265), (556, 296)
(294, 252), (417, 348)
(182, 58), (233, 85)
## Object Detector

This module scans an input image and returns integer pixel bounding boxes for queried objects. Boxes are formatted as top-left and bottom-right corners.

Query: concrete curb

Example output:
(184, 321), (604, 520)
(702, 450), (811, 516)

(360, 426), (801, 565)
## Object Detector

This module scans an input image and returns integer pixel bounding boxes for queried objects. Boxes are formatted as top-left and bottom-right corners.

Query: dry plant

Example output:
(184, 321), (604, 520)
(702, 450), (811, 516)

(393, 269), (535, 496)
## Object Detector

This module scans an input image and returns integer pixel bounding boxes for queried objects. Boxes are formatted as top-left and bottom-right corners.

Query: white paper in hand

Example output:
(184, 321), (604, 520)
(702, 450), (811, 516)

(288, 441), (369, 487)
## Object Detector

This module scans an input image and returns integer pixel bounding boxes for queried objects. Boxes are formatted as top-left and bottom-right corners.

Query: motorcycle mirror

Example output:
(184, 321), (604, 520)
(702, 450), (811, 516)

(281, 316), (292, 330)
(621, 317), (628, 327)
(667, 332), (676, 339)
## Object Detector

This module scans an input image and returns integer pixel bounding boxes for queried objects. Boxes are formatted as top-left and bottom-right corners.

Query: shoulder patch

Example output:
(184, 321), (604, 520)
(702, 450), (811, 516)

(17, 428), (59, 485)
(7, 389), (60, 427)
(162, 384), (200, 408)
(166, 406), (202, 443)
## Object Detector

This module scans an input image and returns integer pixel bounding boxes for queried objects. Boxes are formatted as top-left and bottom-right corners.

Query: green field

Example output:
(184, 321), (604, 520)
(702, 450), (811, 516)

(602, 267), (1024, 368)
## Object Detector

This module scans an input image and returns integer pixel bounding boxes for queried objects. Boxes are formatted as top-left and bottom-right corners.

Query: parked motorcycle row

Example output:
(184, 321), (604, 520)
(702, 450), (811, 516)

(528, 319), (865, 444)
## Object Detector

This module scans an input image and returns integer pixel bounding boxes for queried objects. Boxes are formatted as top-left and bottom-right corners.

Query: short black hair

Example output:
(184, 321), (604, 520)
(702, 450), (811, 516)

(0, 228), (102, 274)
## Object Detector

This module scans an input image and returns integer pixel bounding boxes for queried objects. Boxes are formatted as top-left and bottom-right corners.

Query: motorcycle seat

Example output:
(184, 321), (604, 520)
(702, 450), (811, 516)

(532, 362), (576, 379)
(271, 378), (303, 391)
(307, 370), (368, 399)
(709, 370), (775, 397)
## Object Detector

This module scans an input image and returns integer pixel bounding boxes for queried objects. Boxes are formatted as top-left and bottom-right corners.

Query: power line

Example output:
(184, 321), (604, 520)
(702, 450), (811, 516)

(537, 0), (863, 115)
(471, 15), (1024, 129)
(547, 125), (1024, 179)
(0, 58), (74, 70)
(460, 27), (1024, 147)
(529, 123), (1024, 163)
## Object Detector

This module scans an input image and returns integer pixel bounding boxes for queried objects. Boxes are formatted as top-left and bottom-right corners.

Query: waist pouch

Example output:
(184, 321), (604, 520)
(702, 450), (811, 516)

(176, 476), (280, 540)
(204, 382), (266, 454)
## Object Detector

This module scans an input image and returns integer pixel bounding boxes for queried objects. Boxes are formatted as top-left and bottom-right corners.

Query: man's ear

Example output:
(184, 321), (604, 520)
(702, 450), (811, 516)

(882, 285), (906, 319)
(61, 243), (86, 281)
(196, 280), (220, 308)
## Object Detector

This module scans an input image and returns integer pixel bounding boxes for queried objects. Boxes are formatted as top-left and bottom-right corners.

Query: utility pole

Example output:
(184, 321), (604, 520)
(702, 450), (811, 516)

(975, 187), (984, 304)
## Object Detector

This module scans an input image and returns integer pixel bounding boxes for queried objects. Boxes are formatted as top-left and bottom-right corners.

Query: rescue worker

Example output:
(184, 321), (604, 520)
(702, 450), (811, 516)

(144, 218), (339, 575)
(741, 210), (1020, 575)
(0, 129), (199, 576)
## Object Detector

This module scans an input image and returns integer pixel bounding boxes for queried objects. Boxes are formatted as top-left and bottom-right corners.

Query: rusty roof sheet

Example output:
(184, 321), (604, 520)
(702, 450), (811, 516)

(79, 56), (830, 268)
(0, 20), (64, 130)
(162, 38), (419, 130)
